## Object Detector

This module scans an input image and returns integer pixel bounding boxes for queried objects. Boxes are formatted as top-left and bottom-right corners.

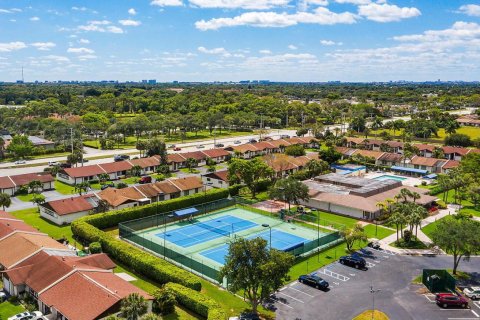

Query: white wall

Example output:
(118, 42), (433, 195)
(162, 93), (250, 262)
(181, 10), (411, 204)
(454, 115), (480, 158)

(0, 187), (14, 196)
(39, 206), (90, 225)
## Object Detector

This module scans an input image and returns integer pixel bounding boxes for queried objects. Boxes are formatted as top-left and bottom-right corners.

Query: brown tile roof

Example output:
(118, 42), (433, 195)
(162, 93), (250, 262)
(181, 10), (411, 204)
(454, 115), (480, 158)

(0, 218), (39, 239)
(129, 156), (160, 168)
(378, 153), (403, 162)
(63, 165), (106, 178)
(168, 176), (203, 191)
(181, 151), (207, 161)
(167, 153), (186, 163)
(97, 187), (147, 208)
(42, 195), (96, 216)
(201, 148), (230, 158)
(267, 139), (291, 148)
(345, 137), (366, 145)
(0, 210), (15, 219)
(0, 233), (66, 269)
(285, 137), (309, 145)
(203, 170), (228, 182)
(414, 144), (436, 152)
(351, 149), (385, 160)
(335, 147), (356, 156)
(231, 144), (258, 153)
(410, 156), (446, 167)
(442, 160), (460, 170)
(99, 161), (133, 173)
(250, 142), (275, 151)
(0, 176), (15, 189)
(442, 146), (470, 155)
(9, 172), (54, 186)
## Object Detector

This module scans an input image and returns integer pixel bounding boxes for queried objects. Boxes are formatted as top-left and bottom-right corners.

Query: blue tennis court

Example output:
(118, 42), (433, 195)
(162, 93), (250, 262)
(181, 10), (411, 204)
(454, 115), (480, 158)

(199, 228), (309, 265)
(155, 215), (257, 248)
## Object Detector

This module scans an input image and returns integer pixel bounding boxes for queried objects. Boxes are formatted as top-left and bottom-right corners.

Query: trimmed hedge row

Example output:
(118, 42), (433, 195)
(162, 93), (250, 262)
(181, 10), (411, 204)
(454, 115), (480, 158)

(165, 283), (226, 320)
(428, 186), (444, 196)
(71, 189), (230, 292)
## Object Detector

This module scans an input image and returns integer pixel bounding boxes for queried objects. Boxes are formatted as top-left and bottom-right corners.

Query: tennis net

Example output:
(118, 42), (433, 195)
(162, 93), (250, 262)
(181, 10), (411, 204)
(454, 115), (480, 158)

(195, 221), (231, 237)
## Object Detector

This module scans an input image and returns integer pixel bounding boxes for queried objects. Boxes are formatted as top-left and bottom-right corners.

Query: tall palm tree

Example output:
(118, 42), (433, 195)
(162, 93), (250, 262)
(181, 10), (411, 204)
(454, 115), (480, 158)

(0, 193), (12, 211)
(28, 180), (43, 194)
(75, 181), (90, 196)
(98, 173), (110, 186)
(121, 293), (148, 320)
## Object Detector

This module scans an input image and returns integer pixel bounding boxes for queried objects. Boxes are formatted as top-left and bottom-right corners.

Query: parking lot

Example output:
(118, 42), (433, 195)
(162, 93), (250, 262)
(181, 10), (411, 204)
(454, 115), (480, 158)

(273, 248), (480, 320)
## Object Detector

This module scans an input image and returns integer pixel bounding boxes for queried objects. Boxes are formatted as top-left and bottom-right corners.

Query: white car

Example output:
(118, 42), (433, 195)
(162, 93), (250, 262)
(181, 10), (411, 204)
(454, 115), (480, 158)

(464, 286), (480, 300)
(8, 311), (43, 320)
(0, 291), (6, 302)
(234, 140), (242, 144)
(48, 161), (60, 166)
(14, 159), (26, 165)
(196, 145), (205, 149)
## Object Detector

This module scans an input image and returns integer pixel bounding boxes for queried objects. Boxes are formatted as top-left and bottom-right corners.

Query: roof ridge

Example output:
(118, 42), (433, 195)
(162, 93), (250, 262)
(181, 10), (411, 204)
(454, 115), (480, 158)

(79, 270), (122, 299)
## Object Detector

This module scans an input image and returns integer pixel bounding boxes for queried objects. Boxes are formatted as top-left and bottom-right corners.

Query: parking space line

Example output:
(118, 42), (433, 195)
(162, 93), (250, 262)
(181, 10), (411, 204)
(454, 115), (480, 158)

(288, 286), (315, 297)
(278, 292), (304, 303)
(424, 295), (435, 303)
(471, 310), (479, 317)
(275, 299), (294, 309)
(474, 302), (480, 309)
(317, 268), (350, 282)
(447, 318), (479, 320)
(366, 261), (376, 268)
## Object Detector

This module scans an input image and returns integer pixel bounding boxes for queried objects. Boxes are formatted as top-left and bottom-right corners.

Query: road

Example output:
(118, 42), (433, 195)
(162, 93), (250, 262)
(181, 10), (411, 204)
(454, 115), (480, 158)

(0, 129), (297, 176)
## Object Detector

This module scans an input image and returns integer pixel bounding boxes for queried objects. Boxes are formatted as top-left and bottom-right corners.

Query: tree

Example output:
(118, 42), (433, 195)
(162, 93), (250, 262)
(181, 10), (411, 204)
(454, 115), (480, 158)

(152, 287), (176, 315)
(130, 165), (143, 177)
(445, 133), (472, 147)
(227, 158), (273, 198)
(136, 140), (148, 158)
(6, 135), (34, 159)
(28, 180), (43, 194)
(318, 147), (341, 164)
(339, 223), (367, 251)
(389, 205), (407, 242)
(220, 237), (294, 314)
(268, 177), (310, 210)
(185, 158), (198, 172)
(0, 193), (12, 210)
(98, 173), (110, 186)
(285, 145), (305, 157)
(141, 314), (160, 320)
(96, 199), (110, 213)
(146, 138), (167, 160)
(304, 159), (330, 178)
(430, 216), (480, 274)
(75, 181), (90, 195)
(121, 293), (148, 320)
(296, 128), (308, 136)
(31, 194), (46, 212)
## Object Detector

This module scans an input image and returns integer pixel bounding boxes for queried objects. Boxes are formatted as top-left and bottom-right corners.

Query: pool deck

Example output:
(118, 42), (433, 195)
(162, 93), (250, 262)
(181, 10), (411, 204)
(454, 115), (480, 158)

(364, 171), (425, 187)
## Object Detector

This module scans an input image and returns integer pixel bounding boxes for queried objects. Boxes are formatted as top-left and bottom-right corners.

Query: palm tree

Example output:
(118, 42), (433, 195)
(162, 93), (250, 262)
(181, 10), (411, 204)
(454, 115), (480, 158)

(121, 293), (148, 320)
(96, 199), (110, 213)
(0, 137), (5, 159)
(31, 194), (46, 212)
(98, 173), (110, 186)
(28, 180), (43, 194)
(130, 165), (143, 177)
(410, 191), (421, 203)
(0, 193), (12, 211)
(75, 181), (90, 196)
(185, 158), (197, 173)
(389, 206), (406, 242)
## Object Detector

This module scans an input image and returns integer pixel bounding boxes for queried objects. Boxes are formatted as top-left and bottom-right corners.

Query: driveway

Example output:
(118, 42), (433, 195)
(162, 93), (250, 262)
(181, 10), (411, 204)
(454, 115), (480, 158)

(273, 250), (480, 320)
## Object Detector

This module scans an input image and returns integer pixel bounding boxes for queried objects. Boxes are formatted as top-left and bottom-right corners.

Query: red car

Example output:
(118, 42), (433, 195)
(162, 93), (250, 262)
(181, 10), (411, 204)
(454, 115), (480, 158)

(435, 293), (469, 308)
(173, 147), (181, 151)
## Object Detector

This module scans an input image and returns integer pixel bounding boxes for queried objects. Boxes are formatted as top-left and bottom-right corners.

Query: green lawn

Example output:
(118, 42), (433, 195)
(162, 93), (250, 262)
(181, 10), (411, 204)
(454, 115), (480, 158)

(54, 180), (77, 195)
(0, 300), (25, 318)
(421, 217), (444, 240)
(306, 211), (360, 229)
(180, 168), (201, 174)
(435, 190), (480, 217)
(367, 126), (480, 144)
(15, 193), (36, 202)
(363, 224), (395, 240)
(120, 176), (141, 184)
(10, 208), (79, 248)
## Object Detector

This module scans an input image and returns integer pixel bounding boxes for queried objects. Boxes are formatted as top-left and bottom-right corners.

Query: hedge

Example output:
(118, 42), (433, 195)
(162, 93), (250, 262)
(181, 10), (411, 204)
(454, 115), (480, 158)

(165, 283), (227, 320)
(71, 188), (230, 292)
(428, 186), (444, 196)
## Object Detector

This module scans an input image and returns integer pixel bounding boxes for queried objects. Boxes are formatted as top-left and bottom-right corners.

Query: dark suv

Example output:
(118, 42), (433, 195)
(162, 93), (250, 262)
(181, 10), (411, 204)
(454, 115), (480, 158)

(298, 274), (329, 290)
(435, 293), (468, 308)
(339, 255), (366, 269)
(114, 154), (130, 162)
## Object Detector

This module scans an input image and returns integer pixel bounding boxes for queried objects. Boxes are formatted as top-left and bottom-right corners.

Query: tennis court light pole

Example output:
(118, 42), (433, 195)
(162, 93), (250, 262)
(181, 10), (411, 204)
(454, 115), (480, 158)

(262, 223), (272, 251)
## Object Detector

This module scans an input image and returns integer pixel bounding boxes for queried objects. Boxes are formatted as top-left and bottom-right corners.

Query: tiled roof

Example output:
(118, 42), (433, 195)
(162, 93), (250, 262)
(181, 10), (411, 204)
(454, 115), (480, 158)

(129, 156), (160, 168)
(414, 144), (436, 152)
(345, 137), (366, 145)
(410, 156), (446, 167)
(154, 180), (181, 194)
(0, 217), (39, 239)
(167, 153), (186, 163)
(442, 160), (460, 170)
(42, 195), (97, 216)
(351, 149), (385, 160)
(97, 187), (147, 208)
(181, 151), (207, 161)
(63, 165), (106, 178)
(168, 176), (203, 191)
(442, 146), (470, 155)
(230, 144), (258, 153)
(9, 172), (54, 186)
(201, 148), (230, 158)
(203, 170), (229, 182)
(378, 153), (403, 162)
(0, 176), (15, 189)
(267, 139), (291, 148)
(99, 161), (133, 173)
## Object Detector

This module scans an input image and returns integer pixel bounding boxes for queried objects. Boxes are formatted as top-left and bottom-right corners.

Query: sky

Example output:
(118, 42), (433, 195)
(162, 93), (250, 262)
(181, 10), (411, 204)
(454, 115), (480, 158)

(0, 0), (480, 82)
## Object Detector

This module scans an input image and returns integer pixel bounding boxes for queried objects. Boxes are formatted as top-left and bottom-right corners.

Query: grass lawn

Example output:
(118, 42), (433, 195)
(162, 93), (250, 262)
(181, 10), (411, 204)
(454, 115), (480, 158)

(180, 168), (201, 174)
(363, 224), (395, 240)
(421, 217), (445, 240)
(305, 211), (360, 229)
(10, 208), (79, 248)
(54, 180), (77, 195)
(433, 190), (480, 217)
(391, 238), (428, 249)
(364, 126), (480, 144)
(15, 193), (36, 202)
(353, 310), (389, 320)
(0, 300), (25, 318)
(120, 176), (141, 184)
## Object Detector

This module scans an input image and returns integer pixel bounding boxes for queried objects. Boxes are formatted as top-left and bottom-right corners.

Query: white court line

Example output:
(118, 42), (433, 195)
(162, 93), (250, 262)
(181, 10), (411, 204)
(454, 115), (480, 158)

(278, 292), (304, 303)
(287, 286), (315, 297)
(471, 310), (479, 317)
(275, 300), (293, 309)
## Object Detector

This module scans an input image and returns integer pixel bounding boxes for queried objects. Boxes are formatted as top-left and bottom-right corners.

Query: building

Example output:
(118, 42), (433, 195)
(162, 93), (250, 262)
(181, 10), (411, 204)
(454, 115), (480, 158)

(39, 194), (99, 225)
(0, 172), (54, 196)
(263, 153), (319, 178)
(27, 136), (56, 150)
(301, 173), (437, 220)
(407, 156), (448, 174)
(456, 115), (480, 127)
(202, 170), (229, 188)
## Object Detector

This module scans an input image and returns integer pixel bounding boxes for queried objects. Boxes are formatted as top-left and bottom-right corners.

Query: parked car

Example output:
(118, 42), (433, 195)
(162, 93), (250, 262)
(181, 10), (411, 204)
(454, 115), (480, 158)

(59, 162), (71, 168)
(101, 183), (115, 190)
(339, 255), (366, 269)
(197, 145), (205, 149)
(139, 176), (152, 184)
(114, 154), (130, 162)
(168, 144), (176, 148)
(14, 159), (26, 165)
(435, 293), (469, 308)
(298, 274), (329, 290)
(48, 161), (60, 166)
(8, 311), (44, 320)
(367, 241), (381, 250)
(239, 312), (260, 320)
(248, 139), (257, 143)
(214, 143), (224, 148)
(464, 286), (480, 300)
(234, 140), (242, 144)
(80, 159), (89, 163)
(280, 134), (290, 139)
(0, 291), (6, 302)
(173, 147), (181, 151)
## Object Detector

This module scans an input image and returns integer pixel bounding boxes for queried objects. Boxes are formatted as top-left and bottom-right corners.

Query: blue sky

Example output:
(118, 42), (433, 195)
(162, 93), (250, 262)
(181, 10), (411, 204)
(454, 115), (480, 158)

(1, 0), (480, 82)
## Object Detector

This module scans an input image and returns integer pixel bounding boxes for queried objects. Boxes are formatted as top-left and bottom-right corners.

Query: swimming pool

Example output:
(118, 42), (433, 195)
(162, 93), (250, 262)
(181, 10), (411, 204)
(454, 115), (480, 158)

(373, 174), (407, 182)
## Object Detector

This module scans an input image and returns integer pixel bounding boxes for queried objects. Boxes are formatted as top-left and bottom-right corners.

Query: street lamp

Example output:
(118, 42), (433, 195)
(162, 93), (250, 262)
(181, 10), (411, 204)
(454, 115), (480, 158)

(370, 285), (381, 320)
(262, 223), (272, 251)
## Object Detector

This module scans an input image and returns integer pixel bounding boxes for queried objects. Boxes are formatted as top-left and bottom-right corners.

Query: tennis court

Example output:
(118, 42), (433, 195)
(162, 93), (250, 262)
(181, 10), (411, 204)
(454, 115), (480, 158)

(200, 228), (309, 265)
(155, 214), (257, 247)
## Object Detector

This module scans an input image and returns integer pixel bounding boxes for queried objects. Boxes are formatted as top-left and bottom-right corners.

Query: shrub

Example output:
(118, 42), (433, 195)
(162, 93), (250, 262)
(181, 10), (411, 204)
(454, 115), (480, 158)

(228, 184), (242, 196)
(165, 283), (226, 320)
(444, 133), (472, 147)
(152, 287), (176, 315)
(285, 145), (305, 157)
(89, 241), (102, 253)
(403, 230), (412, 243)
(116, 182), (128, 189)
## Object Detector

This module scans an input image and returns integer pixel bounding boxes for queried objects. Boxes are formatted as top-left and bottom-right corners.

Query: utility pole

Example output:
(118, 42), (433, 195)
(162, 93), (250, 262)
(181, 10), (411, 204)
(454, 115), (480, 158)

(370, 285), (381, 320)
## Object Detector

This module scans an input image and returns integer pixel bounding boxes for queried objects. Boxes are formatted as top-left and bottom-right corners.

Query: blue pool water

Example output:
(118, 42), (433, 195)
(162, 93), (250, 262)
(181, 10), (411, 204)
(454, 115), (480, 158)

(374, 174), (406, 182)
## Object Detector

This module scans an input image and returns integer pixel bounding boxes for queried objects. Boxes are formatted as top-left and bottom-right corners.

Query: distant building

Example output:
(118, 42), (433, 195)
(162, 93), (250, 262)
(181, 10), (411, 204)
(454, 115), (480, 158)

(148, 79), (156, 84)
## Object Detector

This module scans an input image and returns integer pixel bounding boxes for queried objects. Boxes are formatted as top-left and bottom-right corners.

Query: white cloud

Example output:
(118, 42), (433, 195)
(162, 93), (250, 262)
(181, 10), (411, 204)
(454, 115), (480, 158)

(78, 54), (97, 60)
(259, 49), (272, 54)
(107, 26), (124, 33)
(31, 42), (56, 51)
(335, 0), (370, 4)
(150, 0), (183, 6)
(128, 8), (137, 15)
(67, 47), (95, 54)
(299, 0), (329, 11)
(242, 53), (318, 70)
(78, 21), (124, 33)
(0, 8), (22, 14)
(196, 7), (356, 30)
(72, 6), (88, 11)
(119, 19), (142, 26)
(288, 44), (298, 50)
(198, 46), (229, 55)
(458, 4), (480, 17)
(0, 41), (27, 52)
(358, 3), (421, 22)
(30, 16), (40, 21)
(78, 38), (90, 44)
(320, 39), (342, 45)
(189, 0), (290, 10)
(42, 55), (70, 63)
